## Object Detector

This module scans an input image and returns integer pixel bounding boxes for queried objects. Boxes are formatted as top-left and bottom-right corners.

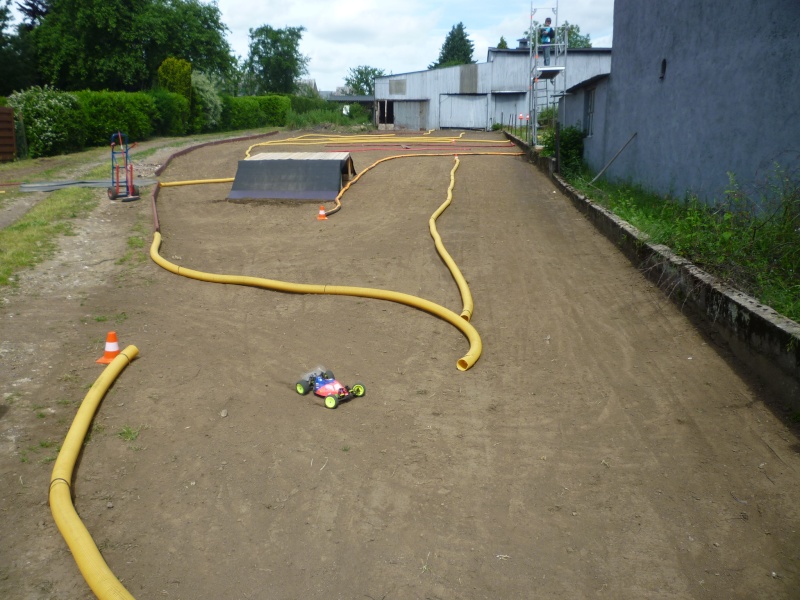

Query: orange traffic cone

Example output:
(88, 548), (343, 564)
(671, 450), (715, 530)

(317, 206), (328, 220)
(96, 331), (121, 364)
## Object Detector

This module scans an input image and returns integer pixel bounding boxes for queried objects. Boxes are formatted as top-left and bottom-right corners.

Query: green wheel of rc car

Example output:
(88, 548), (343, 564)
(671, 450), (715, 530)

(351, 383), (365, 397)
(296, 380), (310, 395)
(323, 370), (334, 380)
(324, 395), (339, 409)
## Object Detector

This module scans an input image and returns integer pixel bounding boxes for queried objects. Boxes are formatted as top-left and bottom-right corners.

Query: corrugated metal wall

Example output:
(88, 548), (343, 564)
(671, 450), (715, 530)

(374, 51), (611, 131)
(439, 95), (488, 129)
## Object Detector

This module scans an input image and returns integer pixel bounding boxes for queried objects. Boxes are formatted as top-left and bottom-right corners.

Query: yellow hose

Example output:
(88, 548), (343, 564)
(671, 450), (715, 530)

(50, 346), (139, 600)
(159, 178), (234, 187)
(150, 233), (481, 370)
(429, 156), (473, 321)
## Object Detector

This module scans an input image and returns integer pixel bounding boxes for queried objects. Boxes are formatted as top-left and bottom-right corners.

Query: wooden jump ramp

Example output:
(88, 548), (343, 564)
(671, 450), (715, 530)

(227, 152), (356, 202)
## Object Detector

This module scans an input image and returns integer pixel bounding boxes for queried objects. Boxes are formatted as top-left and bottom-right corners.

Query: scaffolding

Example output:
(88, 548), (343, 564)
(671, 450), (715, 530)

(528, 1), (567, 146)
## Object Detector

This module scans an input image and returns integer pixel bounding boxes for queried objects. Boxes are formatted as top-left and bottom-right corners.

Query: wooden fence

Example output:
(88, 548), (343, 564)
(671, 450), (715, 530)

(0, 107), (16, 162)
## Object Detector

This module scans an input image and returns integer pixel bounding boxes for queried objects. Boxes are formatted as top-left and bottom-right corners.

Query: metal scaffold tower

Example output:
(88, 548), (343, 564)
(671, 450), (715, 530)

(528, 1), (567, 146)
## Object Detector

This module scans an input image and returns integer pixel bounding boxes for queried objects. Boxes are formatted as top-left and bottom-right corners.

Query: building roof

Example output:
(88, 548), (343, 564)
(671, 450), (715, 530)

(565, 73), (610, 93)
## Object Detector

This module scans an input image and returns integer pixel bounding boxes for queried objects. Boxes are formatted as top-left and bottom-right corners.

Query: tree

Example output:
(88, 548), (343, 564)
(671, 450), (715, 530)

(0, 0), (39, 94)
(429, 22), (474, 69)
(523, 20), (592, 49)
(344, 65), (385, 96)
(496, 36), (508, 49)
(563, 20), (591, 49)
(33, 0), (233, 91)
(244, 25), (309, 95)
(15, 0), (49, 29)
(157, 0), (233, 79)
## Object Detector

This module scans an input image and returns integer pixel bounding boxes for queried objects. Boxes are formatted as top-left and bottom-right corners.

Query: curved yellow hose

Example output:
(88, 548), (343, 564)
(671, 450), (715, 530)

(159, 178), (234, 187)
(50, 346), (139, 600)
(243, 131), (512, 157)
(429, 156), (473, 321)
(150, 233), (481, 370)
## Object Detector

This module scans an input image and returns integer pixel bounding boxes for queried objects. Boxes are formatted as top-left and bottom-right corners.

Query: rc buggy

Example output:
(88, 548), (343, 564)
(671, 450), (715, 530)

(295, 367), (365, 409)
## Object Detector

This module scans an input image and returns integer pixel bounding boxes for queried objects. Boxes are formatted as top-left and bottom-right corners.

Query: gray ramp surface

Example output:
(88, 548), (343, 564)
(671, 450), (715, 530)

(227, 152), (355, 202)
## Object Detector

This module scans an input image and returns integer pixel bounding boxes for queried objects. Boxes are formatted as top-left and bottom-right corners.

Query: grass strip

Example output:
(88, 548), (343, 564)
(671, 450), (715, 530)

(570, 169), (800, 322)
(0, 187), (98, 286)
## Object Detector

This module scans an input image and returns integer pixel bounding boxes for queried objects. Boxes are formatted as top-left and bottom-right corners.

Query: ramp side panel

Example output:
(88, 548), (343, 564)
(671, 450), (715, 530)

(227, 155), (353, 202)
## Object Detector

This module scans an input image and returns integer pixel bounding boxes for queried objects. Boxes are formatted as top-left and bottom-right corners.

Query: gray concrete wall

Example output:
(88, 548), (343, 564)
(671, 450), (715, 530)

(603, 0), (800, 202)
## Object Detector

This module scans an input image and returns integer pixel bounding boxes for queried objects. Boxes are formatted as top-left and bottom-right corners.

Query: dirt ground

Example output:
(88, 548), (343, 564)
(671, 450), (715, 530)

(1, 130), (799, 600)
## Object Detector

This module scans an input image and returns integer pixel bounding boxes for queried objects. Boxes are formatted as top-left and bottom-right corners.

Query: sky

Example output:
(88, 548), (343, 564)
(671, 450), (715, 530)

(218, 0), (615, 91)
(8, 0), (614, 92)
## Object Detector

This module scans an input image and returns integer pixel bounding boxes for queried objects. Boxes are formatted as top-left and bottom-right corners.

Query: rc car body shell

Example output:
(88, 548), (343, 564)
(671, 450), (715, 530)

(295, 367), (365, 408)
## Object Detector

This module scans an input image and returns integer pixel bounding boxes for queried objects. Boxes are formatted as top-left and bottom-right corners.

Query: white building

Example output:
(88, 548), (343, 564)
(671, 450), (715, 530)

(374, 42), (611, 132)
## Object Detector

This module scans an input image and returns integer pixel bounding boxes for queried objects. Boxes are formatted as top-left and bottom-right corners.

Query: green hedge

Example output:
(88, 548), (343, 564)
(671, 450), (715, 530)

(8, 86), (86, 158)
(74, 90), (157, 146)
(220, 95), (262, 130)
(256, 95), (291, 127)
(7, 85), (292, 158)
(289, 95), (332, 114)
(0, 97), (7, 107)
(149, 89), (189, 136)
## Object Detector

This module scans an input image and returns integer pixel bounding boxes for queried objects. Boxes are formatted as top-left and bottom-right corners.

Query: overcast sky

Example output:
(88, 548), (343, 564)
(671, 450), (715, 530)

(219, 0), (614, 91)
(9, 0), (614, 92)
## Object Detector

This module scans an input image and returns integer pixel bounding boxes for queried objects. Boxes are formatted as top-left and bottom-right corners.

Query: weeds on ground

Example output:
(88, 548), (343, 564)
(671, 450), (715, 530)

(117, 425), (143, 442)
(569, 165), (800, 322)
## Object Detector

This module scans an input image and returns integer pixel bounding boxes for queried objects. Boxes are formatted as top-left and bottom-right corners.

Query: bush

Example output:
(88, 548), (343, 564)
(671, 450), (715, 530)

(220, 95), (262, 130)
(149, 89), (189, 136)
(541, 124), (584, 177)
(75, 90), (156, 146)
(157, 57), (192, 101)
(289, 95), (332, 114)
(190, 72), (222, 133)
(0, 97), (7, 107)
(8, 86), (86, 158)
(255, 95), (290, 127)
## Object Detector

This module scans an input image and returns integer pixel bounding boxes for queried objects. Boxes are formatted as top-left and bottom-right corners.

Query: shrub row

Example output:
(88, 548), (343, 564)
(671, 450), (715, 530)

(7, 86), (292, 158)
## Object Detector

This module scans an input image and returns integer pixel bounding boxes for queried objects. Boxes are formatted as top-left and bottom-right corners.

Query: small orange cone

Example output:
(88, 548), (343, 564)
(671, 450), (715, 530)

(96, 331), (121, 364)
(317, 206), (328, 220)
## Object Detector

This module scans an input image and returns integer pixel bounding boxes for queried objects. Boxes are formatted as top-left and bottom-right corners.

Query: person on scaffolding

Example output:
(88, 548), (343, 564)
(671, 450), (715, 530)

(540, 17), (555, 66)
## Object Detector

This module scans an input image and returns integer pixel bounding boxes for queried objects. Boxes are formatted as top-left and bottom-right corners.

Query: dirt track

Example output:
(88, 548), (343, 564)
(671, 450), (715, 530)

(1, 130), (799, 599)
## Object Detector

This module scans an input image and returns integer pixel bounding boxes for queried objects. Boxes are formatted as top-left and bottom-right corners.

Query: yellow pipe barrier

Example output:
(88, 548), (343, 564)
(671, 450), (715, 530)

(150, 233), (481, 370)
(50, 346), (139, 600)
(429, 156), (473, 321)
(243, 131), (514, 157)
(159, 178), (234, 187)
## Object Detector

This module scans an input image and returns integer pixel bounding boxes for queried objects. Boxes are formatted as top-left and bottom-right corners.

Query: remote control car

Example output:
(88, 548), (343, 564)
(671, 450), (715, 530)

(295, 367), (365, 409)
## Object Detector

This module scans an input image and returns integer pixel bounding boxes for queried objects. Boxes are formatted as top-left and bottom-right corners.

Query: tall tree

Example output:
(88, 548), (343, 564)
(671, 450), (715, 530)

(1, 0), (40, 94)
(15, 0), (49, 29)
(157, 0), (233, 78)
(344, 65), (385, 96)
(562, 20), (591, 49)
(33, 0), (233, 91)
(429, 22), (474, 69)
(496, 36), (508, 49)
(244, 25), (308, 95)
(523, 20), (592, 49)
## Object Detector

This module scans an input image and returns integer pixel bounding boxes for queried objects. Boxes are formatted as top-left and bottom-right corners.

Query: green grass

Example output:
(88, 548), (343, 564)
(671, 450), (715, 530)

(0, 187), (98, 287)
(116, 218), (150, 266)
(568, 167), (800, 322)
(118, 425), (142, 442)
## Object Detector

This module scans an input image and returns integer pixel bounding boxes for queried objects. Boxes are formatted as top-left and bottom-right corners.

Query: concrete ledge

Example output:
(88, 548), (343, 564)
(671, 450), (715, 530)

(505, 132), (800, 408)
